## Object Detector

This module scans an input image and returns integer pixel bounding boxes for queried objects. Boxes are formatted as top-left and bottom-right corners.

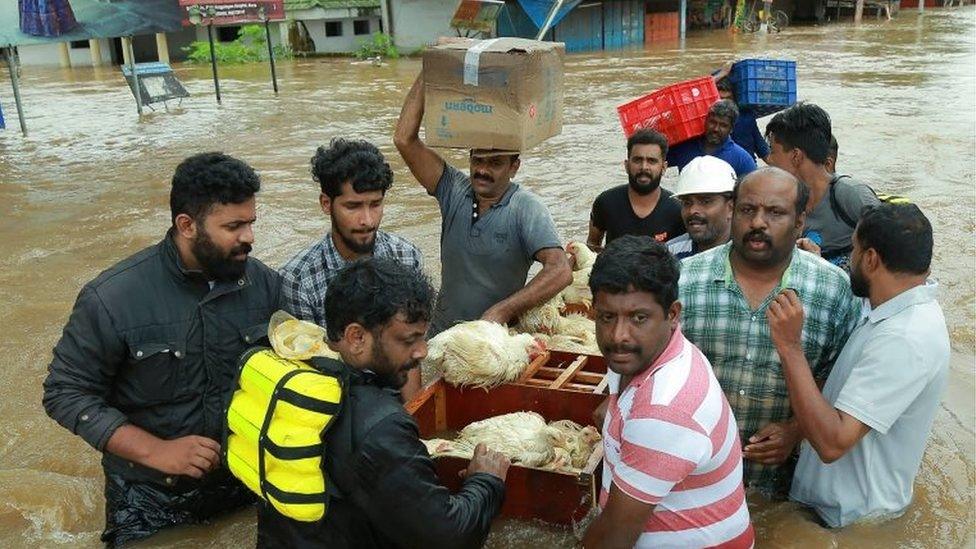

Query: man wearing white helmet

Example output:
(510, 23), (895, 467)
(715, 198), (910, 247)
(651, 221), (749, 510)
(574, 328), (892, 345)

(666, 156), (738, 260)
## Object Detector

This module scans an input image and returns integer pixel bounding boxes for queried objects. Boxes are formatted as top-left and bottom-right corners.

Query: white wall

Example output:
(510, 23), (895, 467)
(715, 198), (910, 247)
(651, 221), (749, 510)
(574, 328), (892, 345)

(390, 0), (458, 52)
(17, 38), (114, 67)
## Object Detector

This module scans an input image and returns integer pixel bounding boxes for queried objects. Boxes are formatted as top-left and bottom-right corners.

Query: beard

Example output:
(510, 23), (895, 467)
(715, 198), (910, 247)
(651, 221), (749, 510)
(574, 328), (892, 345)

(850, 261), (870, 298)
(191, 227), (250, 281)
(628, 169), (662, 196)
(334, 224), (377, 255)
(369, 338), (420, 390)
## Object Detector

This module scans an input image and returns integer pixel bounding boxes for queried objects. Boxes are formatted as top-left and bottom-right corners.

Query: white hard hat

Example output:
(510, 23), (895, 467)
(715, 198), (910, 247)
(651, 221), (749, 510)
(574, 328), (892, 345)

(674, 156), (737, 197)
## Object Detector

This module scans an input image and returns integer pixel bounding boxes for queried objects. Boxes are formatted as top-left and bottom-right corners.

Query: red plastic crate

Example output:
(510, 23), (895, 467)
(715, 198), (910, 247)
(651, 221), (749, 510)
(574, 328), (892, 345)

(617, 77), (720, 144)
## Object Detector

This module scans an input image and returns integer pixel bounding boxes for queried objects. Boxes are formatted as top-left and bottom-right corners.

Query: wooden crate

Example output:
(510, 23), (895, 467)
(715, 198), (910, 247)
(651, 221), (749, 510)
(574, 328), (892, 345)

(513, 349), (609, 394)
(406, 380), (605, 525)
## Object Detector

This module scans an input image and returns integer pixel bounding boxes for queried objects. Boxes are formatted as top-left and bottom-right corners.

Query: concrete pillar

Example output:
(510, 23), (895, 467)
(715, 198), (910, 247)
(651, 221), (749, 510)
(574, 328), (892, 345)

(121, 37), (132, 65)
(58, 41), (71, 68)
(854, 0), (864, 23)
(88, 39), (102, 66)
(279, 20), (290, 48)
(155, 32), (170, 64)
(919, 0), (925, 12)
(680, 0), (688, 41)
(380, 0), (392, 36)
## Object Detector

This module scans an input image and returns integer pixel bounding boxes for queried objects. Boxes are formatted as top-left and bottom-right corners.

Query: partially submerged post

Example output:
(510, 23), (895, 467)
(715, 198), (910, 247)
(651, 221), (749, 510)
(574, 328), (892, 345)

(855, 0), (865, 23)
(123, 36), (143, 116)
(189, 5), (222, 104)
(259, 5), (278, 95)
(4, 46), (28, 136)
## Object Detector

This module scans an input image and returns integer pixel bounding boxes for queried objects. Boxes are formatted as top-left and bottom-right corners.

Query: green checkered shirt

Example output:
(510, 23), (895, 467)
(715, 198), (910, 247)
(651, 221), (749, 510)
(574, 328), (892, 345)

(678, 242), (862, 498)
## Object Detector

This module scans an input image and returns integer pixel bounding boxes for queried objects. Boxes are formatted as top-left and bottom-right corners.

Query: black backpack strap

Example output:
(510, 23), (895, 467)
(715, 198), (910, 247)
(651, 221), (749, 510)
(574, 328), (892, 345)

(828, 174), (859, 229)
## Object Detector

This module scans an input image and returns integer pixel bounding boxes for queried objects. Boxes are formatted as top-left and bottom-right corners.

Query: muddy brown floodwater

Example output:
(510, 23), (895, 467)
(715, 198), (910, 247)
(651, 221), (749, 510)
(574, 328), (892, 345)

(0, 8), (973, 549)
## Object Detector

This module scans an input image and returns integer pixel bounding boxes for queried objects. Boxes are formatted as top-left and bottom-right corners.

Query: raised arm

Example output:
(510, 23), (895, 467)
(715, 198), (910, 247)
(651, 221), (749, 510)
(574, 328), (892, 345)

(393, 75), (446, 195)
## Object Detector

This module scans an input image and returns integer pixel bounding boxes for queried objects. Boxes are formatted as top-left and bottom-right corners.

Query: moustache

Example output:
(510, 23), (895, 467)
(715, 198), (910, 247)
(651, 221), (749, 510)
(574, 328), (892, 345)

(635, 171), (652, 180)
(230, 243), (252, 257)
(401, 360), (421, 372)
(743, 230), (771, 244)
(352, 227), (378, 236)
(686, 214), (708, 225)
(607, 344), (640, 355)
(472, 173), (495, 184)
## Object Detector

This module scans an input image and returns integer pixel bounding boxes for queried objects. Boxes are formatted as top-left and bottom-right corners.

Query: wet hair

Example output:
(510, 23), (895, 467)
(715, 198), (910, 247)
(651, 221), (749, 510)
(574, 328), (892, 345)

(588, 235), (680, 309)
(765, 102), (832, 164)
(324, 257), (435, 342)
(170, 152), (260, 225)
(733, 166), (810, 217)
(855, 203), (932, 275)
(627, 128), (669, 158)
(311, 138), (393, 199)
(708, 99), (739, 126)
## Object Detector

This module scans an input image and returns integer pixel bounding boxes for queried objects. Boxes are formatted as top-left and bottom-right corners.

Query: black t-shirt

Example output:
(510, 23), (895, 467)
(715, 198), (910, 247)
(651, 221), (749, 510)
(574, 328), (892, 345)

(590, 185), (686, 245)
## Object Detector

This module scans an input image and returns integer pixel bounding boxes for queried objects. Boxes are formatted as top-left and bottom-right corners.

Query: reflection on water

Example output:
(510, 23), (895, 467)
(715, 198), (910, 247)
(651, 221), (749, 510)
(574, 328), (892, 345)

(0, 8), (973, 548)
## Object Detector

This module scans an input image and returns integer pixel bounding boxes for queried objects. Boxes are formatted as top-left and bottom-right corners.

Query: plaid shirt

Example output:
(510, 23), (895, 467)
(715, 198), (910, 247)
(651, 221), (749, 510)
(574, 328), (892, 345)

(280, 231), (423, 328)
(678, 242), (862, 498)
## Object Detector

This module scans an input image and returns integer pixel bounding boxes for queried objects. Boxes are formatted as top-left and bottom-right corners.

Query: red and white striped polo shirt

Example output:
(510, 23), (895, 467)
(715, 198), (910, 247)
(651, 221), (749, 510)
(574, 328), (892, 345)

(600, 326), (754, 548)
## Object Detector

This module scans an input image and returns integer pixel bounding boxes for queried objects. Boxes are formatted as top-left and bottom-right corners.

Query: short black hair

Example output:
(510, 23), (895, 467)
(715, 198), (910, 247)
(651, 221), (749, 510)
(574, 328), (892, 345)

(855, 203), (932, 275)
(311, 138), (393, 199)
(828, 134), (839, 160)
(170, 152), (260, 224)
(733, 166), (810, 217)
(708, 99), (739, 126)
(627, 128), (669, 158)
(324, 257), (435, 342)
(715, 78), (735, 94)
(765, 102), (832, 164)
(588, 235), (680, 309)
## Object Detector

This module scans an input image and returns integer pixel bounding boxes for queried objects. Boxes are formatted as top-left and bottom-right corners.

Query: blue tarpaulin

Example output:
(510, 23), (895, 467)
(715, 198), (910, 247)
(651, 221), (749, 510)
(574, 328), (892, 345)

(0, 99), (5, 130)
(514, 0), (583, 29)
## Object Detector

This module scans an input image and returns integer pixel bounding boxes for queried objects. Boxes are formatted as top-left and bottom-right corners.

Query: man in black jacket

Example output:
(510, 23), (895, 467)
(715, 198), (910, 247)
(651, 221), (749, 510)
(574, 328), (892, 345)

(257, 257), (510, 548)
(42, 152), (281, 546)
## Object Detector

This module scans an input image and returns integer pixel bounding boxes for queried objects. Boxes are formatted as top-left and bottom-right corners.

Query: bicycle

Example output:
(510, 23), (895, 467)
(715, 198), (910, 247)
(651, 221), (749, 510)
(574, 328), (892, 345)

(740, 0), (789, 33)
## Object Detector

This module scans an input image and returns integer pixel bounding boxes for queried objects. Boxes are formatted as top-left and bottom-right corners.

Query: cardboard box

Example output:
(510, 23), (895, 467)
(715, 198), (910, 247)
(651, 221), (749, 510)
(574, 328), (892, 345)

(423, 38), (565, 152)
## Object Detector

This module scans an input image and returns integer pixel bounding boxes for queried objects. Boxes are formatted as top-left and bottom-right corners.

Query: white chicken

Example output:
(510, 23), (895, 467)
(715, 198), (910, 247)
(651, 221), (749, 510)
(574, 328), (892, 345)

(424, 320), (545, 389)
(560, 241), (596, 309)
(422, 412), (602, 472)
(515, 293), (564, 334)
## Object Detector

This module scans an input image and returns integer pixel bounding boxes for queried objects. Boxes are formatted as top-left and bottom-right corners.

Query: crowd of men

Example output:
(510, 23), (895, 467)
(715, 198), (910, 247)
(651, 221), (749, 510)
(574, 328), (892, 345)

(41, 69), (949, 548)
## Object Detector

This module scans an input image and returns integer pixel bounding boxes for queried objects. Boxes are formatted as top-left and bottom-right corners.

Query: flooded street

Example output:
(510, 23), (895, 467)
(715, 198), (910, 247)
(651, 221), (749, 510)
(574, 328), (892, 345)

(1, 8), (973, 548)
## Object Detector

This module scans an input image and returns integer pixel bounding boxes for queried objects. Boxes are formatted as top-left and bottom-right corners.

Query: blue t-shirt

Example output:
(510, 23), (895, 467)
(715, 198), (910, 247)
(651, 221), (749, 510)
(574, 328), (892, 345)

(667, 137), (757, 178)
(732, 111), (770, 160)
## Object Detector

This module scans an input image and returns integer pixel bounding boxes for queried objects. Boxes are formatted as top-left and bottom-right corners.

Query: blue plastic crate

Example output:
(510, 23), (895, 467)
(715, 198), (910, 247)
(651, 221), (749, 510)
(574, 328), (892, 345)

(729, 59), (797, 117)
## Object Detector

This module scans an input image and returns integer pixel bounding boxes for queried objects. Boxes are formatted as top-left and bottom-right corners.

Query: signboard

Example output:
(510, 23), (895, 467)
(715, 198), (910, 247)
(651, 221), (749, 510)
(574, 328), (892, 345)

(450, 0), (505, 33)
(178, 1), (285, 26)
(122, 62), (190, 106)
(0, 1), (183, 47)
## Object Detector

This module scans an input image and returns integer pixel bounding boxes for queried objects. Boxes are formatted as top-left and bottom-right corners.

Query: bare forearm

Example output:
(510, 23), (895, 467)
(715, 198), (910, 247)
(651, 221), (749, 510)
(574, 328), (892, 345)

(582, 515), (640, 549)
(394, 76), (424, 147)
(394, 76), (445, 193)
(105, 423), (162, 466)
(492, 255), (571, 320)
(778, 345), (846, 459)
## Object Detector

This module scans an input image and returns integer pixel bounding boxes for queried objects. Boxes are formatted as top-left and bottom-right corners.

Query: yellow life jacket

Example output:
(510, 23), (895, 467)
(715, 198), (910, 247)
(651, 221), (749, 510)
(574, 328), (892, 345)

(224, 348), (344, 522)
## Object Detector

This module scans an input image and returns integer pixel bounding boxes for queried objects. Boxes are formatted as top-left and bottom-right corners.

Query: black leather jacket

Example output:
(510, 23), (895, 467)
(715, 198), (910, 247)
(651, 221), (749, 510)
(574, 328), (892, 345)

(257, 367), (506, 549)
(42, 234), (280, 544)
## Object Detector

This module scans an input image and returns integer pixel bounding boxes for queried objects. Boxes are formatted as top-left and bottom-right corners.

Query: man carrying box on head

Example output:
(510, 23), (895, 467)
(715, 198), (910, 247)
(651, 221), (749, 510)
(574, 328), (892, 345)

(394, 63), (572, 336)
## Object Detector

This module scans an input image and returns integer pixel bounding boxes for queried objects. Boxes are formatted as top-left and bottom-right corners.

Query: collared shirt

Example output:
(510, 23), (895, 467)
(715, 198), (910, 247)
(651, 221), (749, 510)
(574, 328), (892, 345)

(678, 242), (862, 497)
(790, 282), (949, 527)
(667, 137), (758, 178)
(601, 327), (754, 548)
(431, 164), (562, 335)
(279, 230), (422, 328)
